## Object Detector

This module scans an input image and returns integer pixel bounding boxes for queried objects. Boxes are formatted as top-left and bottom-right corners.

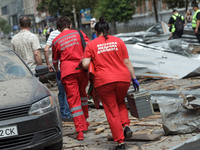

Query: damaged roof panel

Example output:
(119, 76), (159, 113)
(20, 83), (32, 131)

(127, 43), (200, 79)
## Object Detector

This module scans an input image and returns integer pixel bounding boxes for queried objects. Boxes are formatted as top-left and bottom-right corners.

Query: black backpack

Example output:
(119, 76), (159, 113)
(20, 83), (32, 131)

(175, 16), (184, 32)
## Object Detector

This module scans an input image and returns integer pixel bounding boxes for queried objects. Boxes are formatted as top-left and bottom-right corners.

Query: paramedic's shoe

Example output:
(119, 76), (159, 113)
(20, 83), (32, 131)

(76, 132), (84, 141)
(115, 144), (125, 150)
(124, 126), (132, 139)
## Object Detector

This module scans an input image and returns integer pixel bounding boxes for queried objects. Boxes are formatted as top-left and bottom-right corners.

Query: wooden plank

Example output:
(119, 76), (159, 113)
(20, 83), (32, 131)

(147, 115), (161, 119)
(63, 144), (83, 149)
(107, 133), (162, 141)
(134, 122), (162, 127)
(158, 136), (170, 143)
(95, 127), (105, 134)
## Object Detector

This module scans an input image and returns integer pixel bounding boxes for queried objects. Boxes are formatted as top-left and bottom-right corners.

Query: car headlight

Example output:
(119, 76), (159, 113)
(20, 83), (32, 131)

(29, 96), (55, 115)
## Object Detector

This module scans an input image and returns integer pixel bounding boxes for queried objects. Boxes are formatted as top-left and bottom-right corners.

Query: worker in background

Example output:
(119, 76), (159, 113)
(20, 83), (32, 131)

(192, 3), (200, 43)
(168, 11), (176, 40)
(90, 18), (97, 40)
(44, 29), (73, 122)
(168, 9), (185, 39)
(46, 25), (54, 41)
(185, 10), (192, 28)
(82, 17), (139, 150)
(52, 16), (90, 141)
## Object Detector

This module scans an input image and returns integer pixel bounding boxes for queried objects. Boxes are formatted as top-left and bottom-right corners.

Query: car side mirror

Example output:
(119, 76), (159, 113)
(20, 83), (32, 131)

(35, 66), (49, 77)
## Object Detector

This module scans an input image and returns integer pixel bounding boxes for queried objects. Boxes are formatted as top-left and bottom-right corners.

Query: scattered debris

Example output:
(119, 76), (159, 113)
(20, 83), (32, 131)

(158, 136), (171, 143)
(63, 144), (84, 149)
(107, 133), (162, 141)
(169, 134), (200, 150)
(126, 41), (200, 79)
(95, 127), (106, 135)
(158, 93), (200, 135)
(134, 122), (162, 127)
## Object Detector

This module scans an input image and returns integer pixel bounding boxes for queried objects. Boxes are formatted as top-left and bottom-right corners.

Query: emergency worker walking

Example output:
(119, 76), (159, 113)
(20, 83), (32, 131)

(192, 3), (200, 43)
(52, 16), (90, 141)
(168, 9), (185, 39)
(44, 29), (73, 122)
(82, 17), (139, 150)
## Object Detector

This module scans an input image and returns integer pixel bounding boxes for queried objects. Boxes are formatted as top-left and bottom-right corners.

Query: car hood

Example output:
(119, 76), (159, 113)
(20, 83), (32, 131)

(0, 76), (51, 109)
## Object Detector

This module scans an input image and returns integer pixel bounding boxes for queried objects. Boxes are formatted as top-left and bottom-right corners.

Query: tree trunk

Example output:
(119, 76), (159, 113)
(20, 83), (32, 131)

(113, 21), (117, 34)
(73, 4), (78, 29)
(153, 0), (158, 23)
(186, 0), (188, 12)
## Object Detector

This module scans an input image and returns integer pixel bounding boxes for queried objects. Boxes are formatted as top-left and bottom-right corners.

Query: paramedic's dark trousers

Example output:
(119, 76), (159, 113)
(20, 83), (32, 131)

(196, 33), (200, 43)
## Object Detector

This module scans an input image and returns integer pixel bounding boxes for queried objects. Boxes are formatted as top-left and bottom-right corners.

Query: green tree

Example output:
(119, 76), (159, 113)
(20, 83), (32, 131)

(37, 0), (98, 28)
(0, 19), (7, 28)
(95, 0), (135, 34)
(2, 24), (12, 34)
(37, 0), (73, 21)
(0, 19), (12, 34)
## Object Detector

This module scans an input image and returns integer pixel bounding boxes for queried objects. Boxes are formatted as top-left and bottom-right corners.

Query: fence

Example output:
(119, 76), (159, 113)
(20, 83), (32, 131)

(80, 24), (152, 40)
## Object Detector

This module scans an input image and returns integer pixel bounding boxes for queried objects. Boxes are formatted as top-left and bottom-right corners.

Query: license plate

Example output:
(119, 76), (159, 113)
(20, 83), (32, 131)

(0, 126), (18, 138)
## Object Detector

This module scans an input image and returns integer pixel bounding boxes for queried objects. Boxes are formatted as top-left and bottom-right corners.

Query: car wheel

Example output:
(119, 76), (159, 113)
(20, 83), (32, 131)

(44, 140), (63, 150)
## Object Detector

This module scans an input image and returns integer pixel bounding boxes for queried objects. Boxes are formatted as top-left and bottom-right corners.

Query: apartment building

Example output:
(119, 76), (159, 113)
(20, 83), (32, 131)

(0, 0), (24, 30)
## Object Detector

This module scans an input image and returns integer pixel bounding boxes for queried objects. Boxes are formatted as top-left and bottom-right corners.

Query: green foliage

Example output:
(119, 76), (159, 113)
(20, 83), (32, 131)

(0, 19), (7, 28)
(37, 0), (98, 22)
(0, 19), (12, 34)
(2, 24), (12, 34)
(37, 0), (73, 18)
(96, 0), (134, 23)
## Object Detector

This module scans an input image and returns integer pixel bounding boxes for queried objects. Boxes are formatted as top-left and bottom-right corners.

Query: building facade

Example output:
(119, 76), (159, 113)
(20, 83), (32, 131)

(0, 0), (24, 31)
(127, 1), (193, 27)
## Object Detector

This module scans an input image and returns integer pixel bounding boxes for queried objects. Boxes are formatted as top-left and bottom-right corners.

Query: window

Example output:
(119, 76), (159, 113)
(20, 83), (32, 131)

(2, 6), (8, 15)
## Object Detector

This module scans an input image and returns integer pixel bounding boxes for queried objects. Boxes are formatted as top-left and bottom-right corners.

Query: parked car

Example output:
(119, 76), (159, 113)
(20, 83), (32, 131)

(0, 45), (63, 150)
(8, 32), (14, 40)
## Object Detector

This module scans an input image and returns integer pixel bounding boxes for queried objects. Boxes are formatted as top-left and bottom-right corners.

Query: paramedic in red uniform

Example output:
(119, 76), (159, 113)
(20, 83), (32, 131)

(82, 17), (139, 150)
(52, 16), (90, 141)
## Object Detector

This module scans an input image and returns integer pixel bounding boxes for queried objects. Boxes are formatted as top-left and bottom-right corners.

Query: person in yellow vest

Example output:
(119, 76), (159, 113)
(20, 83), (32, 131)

(168, 11), (176, 40)
(168, 9), (185, 39)
(192, 3), (200, 43)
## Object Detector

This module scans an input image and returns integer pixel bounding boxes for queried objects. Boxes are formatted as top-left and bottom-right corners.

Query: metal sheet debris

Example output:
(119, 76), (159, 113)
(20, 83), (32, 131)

(150, 90), (200, 106)
(158, 95), (200, 135)
(126, 43), (200, 79)
(169, 134), (200, 150)
(115, 22), (199, 45)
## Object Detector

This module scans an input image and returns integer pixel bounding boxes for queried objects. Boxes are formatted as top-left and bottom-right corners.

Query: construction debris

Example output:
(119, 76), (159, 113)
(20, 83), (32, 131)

(107, 133), (162, 141)
(169, 134), (200, 150)
(126, 41), (200, 79)
(158, 93), (200, 135)
(95, 127), (106, 135)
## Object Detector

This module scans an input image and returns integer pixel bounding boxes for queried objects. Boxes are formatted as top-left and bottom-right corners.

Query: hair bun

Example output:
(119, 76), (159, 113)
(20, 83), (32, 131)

(99, 17), (104, 23)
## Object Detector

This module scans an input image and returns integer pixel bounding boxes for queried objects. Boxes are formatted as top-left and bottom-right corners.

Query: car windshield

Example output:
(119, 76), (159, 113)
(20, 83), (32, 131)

(0, 51), (32, 81)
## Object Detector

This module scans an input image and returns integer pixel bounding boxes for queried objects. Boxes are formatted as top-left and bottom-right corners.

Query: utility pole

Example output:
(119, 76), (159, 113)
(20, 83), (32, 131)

(153, 0), (158, 23)
(73, 4), (78, 29)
